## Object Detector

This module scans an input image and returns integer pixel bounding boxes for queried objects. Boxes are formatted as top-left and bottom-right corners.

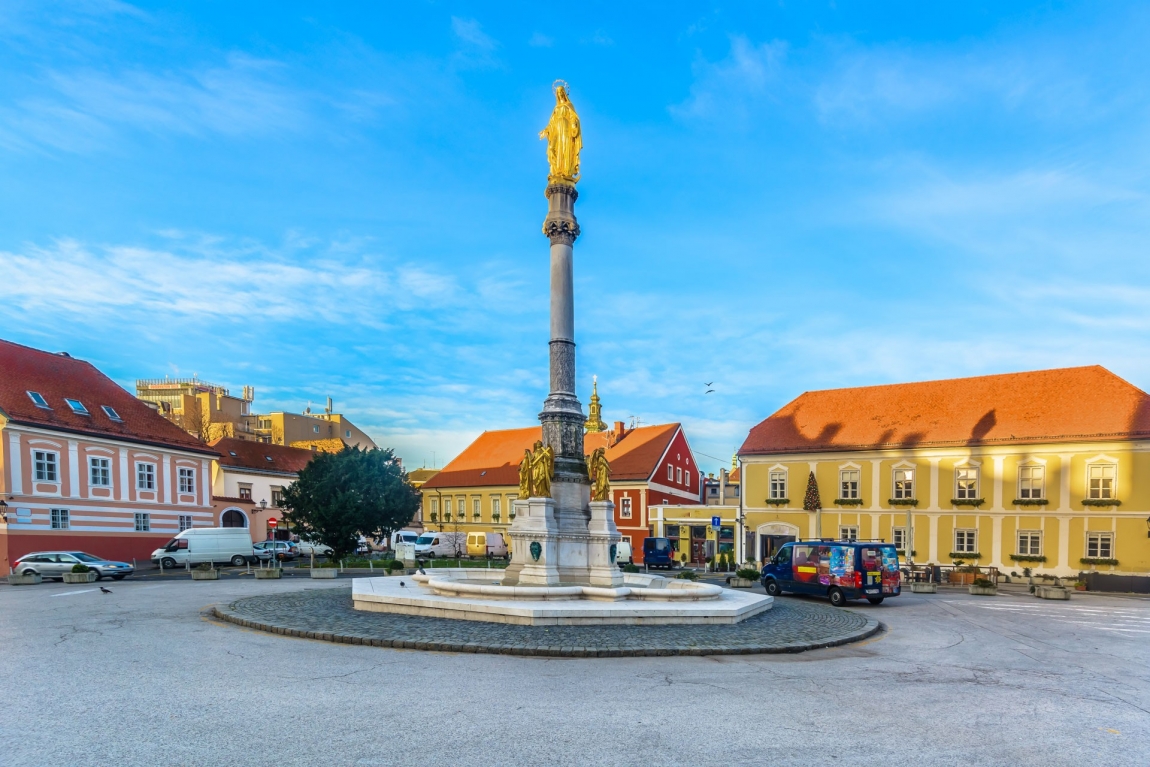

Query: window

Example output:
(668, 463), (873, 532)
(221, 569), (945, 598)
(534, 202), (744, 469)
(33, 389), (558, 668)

(178, 467), (195, 494)
(89, 457), (111, 487)
(955, 466), (979, 499)
(954, 529), (977, 554)
(33, 451), (58, 482)
(1019, 465), (1045, 499)
(1088, 464), (1115, 500)
(473, 497), (481, 518)
(134, 513), (151, 532)
(345, 430), (351, 438)
(178, 515), (193, 532)
(676, 467), (682, 484)
(620, 497), (633, 519)
(839, 526), (858, 542)
(430, 498), (439, 516)
(893, 468), (915, 499)
(271, 489), (284, 507)
(667, 464), (674, 481)
(892, 527), (907, 551)
(50, 508), (69, 529)
(26, 391), (50, 408)
(1086, 532), (1113, 559)
(101, 405), (122, 422)
(684, 470), (691, 488)
(238, 486), (252, 501)
(313, 425), (320, 433)
(840, 470), (860, 499)
(1017, 531), (1042, 556)
(491, 496), (501, 518)
(769, 471), (787, 500)
(65, 398), (90, 416)
(137, 463), (156, 491)
(444, 498), (452, 516)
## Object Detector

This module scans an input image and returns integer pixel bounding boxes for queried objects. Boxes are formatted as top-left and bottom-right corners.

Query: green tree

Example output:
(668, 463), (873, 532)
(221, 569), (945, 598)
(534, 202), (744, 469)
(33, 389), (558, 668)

(280, 447), (419, 561)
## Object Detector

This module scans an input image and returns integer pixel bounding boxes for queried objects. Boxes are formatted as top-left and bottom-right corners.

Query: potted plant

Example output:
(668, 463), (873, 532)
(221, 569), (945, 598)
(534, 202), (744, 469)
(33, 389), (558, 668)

(63, 563), (98, 584)
(729, 567), (759, 588)
(679, 552), (688, 569)
(969, 577), (997, 596)
(191, 562), (220, 580)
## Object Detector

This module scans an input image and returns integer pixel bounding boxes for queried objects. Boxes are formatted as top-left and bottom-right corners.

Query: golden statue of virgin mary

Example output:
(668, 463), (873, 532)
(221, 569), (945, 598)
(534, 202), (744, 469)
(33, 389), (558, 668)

(539, 81), (581, 186)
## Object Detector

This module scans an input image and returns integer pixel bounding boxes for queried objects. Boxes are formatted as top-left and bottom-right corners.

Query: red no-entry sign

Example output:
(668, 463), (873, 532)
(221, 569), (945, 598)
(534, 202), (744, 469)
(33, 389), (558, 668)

(268, 518), (278, 528)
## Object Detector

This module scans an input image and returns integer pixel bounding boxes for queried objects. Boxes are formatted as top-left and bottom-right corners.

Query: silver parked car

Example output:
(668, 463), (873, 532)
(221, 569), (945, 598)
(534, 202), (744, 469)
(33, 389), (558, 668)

(294, 538), (334, 557)
(13, 551), (134, 581)
(252, 541), (299, 562)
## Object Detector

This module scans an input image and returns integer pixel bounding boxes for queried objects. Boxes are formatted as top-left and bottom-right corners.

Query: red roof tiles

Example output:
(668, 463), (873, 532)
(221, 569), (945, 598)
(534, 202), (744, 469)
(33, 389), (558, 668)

(740, 365), (1150, 455)
(423, 423), (682, 490)
(210, 437), (316, 475)
(0, 338), (216, 455)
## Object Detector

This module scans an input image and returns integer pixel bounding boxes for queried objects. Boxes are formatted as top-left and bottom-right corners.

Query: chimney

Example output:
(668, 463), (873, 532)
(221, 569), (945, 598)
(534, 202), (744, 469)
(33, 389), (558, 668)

(613, 421), (626, 443)
(719, 468), (728, 505)
(326, 397), (333, 415)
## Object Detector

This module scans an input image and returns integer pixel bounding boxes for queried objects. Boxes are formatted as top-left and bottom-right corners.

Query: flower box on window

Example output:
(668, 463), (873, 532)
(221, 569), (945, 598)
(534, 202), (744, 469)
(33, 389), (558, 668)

(834, 498), (864, 506)
(1080, 557), (1119, 566)
(1013, 498), (1049, 506)
(1009, 554), (1047, 563)
(949, 552), (981, 560)
(950, 498), (985, 507)
(1081, 499), (1121, 507)
(764, 498), (789, 506)
(888, 498), (918, 507)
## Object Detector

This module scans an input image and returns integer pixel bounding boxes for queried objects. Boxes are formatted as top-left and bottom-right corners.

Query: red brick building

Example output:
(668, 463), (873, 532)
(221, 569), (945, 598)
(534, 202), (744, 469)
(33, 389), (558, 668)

(0, 339), (219, 571)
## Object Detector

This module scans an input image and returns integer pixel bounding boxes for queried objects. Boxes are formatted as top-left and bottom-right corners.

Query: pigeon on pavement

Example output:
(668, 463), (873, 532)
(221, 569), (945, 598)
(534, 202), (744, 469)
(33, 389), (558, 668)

(99, 587), (112, 594)
(399, 581), (406, 587)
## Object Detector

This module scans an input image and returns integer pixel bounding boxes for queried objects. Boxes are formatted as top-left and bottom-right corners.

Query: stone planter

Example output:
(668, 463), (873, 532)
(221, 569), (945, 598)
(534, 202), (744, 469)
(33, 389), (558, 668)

(254, 568), (282, 579)
(728, 577), (754, 588)
(191, 569), (220, 581)
(1036, 585), (1070, 600)
(7, 573), (42, 585)
(909, 582), (937, 594)
(310, 568), (338, 579)
(62, 571), (98, 583)
(968, 584), (997, 596)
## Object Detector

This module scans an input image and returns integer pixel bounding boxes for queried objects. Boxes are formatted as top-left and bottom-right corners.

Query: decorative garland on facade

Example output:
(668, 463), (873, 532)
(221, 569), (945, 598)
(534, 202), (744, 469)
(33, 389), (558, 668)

(888, 498), (918, 506)
(763, 498), (790, 506)
(834, 498), (864, 506)
(1080, 557), (1119, 566)
(950, 498), (985, 507)
(1009, 554), (1047, 562)
(1012, 498), (1049, 506)
(949, 552), (982, 559)
(1081, 499), (1122, 507)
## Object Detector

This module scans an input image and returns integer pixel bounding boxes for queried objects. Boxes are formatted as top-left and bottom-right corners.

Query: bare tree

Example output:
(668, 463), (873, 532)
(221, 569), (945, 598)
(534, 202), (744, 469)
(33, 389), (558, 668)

(175, 398), (218, 443)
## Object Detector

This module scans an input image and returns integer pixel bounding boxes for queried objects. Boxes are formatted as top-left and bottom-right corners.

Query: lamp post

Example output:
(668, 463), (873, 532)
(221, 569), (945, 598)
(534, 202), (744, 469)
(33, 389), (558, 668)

(0, 499), (8, 522)
(260, 499), (269, 540)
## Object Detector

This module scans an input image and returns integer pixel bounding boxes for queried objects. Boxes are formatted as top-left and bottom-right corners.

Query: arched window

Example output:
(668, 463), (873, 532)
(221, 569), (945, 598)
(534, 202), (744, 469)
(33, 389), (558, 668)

(221, 509), (247, 528)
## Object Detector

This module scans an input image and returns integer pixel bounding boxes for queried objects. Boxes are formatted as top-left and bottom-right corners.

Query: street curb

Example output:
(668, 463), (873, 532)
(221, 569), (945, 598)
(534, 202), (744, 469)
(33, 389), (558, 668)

(209, 603), (882, 658)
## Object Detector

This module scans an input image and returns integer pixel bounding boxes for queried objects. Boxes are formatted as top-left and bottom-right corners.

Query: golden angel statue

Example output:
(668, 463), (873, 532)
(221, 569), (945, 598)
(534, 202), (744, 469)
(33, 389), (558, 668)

(530, 440), (555, 498)
(586, 446), (611, 502)
(518, 448), (533, 497)
(539, 81), (581, 185)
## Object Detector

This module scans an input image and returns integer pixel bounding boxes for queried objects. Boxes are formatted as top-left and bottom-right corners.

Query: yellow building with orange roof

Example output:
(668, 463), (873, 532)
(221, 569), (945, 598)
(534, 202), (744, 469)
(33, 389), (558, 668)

(421, 419), (703, 563)
(734, 366), (1150, 579)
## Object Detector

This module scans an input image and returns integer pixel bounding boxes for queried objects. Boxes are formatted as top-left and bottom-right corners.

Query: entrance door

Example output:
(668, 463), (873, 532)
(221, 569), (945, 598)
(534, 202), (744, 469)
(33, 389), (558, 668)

(690, 526), (707, 564)
(760, 535), (796, 562)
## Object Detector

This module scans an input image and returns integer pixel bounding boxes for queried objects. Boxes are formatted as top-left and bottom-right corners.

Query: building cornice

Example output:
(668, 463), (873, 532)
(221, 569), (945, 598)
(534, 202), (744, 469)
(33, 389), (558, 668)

(2, 422), (218, 459)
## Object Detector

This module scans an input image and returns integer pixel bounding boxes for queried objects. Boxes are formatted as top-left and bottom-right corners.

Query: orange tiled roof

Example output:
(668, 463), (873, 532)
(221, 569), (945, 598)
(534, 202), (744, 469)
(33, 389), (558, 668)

(423, 423), (682, 490)
(739, 365), (1150, 455)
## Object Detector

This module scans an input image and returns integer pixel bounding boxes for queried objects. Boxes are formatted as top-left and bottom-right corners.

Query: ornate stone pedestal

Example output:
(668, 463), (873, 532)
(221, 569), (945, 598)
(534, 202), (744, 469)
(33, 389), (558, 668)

(506, 498), (562, 586)
(588, 500), (623, 587)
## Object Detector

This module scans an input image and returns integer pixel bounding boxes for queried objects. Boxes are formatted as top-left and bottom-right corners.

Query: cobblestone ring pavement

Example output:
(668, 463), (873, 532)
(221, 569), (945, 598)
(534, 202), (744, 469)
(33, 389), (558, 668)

(212, 587), (881, 657)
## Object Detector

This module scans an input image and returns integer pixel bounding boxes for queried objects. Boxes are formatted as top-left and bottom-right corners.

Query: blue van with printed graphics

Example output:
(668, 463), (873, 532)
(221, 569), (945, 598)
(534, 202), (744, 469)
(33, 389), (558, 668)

(760, 540), (901, 607)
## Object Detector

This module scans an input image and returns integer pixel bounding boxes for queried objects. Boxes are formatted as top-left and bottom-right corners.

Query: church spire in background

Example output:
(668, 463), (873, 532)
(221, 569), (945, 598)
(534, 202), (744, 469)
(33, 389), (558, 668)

(584, 375), (607, 433)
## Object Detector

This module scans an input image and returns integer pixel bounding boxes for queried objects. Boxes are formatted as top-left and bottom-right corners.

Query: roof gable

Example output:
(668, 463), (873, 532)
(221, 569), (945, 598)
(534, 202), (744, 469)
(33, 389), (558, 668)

(0, 338), (216, 454)
(423, 423), (685, 490)
(740, 366), (1150, 455)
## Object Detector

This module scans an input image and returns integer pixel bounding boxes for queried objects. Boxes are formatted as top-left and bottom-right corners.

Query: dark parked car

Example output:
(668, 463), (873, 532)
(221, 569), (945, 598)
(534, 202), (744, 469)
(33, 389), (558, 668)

(13, 551), (134, 581)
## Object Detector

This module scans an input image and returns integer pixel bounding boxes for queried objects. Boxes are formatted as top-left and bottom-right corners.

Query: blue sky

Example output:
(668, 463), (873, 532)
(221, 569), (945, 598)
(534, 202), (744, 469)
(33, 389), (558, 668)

(3, 2), (1150, 475)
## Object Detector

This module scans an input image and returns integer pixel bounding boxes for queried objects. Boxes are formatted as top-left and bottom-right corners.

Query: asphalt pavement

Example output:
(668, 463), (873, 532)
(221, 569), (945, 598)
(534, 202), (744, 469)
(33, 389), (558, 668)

(1, 577), (1147, 766)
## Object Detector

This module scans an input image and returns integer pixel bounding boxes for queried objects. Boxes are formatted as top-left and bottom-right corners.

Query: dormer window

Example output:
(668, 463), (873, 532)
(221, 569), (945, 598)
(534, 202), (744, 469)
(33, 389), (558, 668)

(27, 391), (50, 408)
(65, 398), (90, 416)
(101, 405), (122, 422)
(229, 451), (237, 457)
(265, 456), (274, 462)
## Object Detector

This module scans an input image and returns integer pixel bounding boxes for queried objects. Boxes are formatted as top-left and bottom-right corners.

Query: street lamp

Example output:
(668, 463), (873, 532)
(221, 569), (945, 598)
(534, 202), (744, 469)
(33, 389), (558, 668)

(0, 499), (8, 522)
(260, 499), (268, 511)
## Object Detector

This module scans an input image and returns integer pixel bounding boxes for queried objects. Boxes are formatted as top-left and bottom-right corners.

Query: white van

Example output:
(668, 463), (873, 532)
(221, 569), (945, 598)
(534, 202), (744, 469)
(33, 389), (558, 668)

(151, 528), (255, 568)
(414, 531), (467, 559)
(391, 530), (421, 549)
(467, 532), (508, 559)
(615, 539), (633, 567)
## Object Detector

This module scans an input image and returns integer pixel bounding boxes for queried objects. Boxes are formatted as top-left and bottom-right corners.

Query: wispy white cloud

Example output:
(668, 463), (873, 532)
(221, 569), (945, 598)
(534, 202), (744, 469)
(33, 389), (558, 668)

(450, 17), (500, 69)
(671, 35), (789, 121)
